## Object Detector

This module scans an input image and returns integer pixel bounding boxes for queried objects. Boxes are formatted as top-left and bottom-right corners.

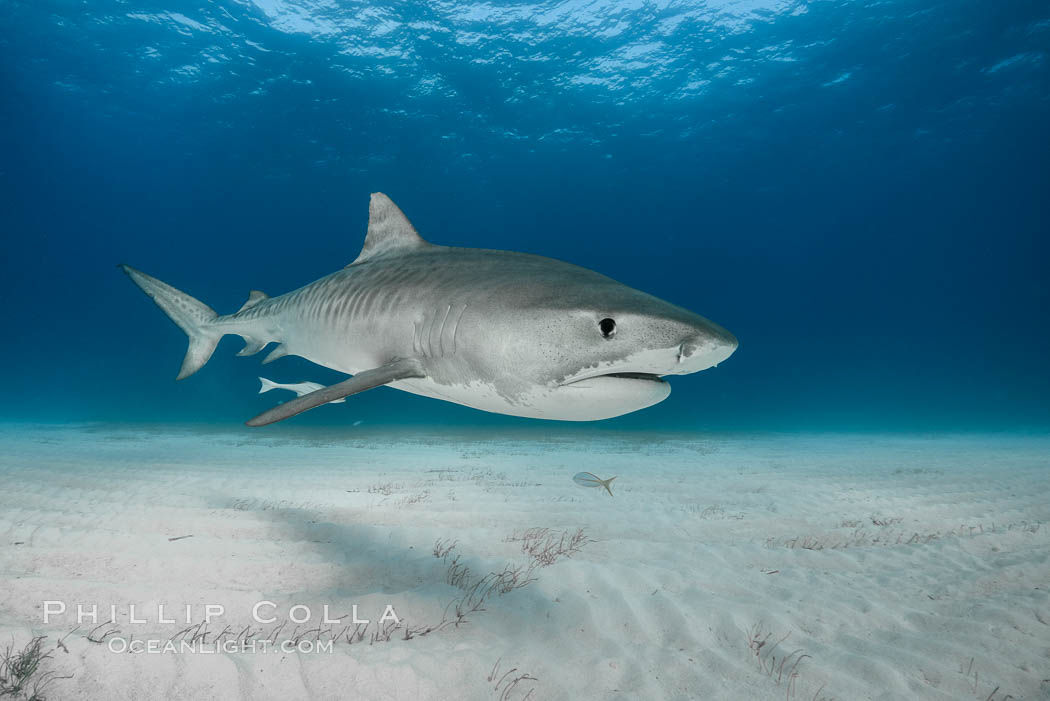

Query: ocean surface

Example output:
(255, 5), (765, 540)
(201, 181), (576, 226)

(2, 0), (1048, 431)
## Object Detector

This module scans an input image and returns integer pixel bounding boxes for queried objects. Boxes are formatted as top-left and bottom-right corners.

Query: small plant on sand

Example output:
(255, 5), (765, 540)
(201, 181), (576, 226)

(446, 554), (474, 589)
(744, 622), (817, 701)
(468, 467), (510, 488)
(85, 622), (120, 645)
(444, 562), (539, 625)
(367, 482), (401, 496)
(421, 528), (590, 632)
(961, 656), (980, 694)
(487, 657), (538, 701)
(958, 657), (1016, 701)
(769, 520), (1040, 551)
(697, 504), (726, 519)
(810, 683), (836, 701)
(505, 527), (590, 567)
(0, 636), (72, 701)
(369, 620), (401, 644)
(394, 491), (430, 507)
(433, 538), (458, 560)
(893, 466), (943, 475)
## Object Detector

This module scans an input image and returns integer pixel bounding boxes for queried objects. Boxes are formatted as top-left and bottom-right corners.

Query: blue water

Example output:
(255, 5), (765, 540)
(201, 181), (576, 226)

(1, 1), (1047, 431)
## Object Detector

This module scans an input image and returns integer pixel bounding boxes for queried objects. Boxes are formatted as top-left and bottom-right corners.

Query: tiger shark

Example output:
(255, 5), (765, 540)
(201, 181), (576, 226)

(121, 193), (737, 426)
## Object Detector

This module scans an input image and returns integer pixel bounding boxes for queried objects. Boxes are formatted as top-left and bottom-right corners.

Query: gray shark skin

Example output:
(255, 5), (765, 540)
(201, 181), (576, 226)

(121, 193), (738, 426)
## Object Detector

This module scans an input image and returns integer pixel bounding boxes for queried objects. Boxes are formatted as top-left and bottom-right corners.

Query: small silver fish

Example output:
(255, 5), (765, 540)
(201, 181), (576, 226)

(573, 472), (617, 496)
(259, 377), (347, 403)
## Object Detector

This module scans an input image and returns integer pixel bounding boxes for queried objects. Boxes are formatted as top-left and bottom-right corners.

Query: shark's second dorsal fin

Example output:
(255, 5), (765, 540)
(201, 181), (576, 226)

(238, 290), (269, 313)
(350, 193), (430, 265)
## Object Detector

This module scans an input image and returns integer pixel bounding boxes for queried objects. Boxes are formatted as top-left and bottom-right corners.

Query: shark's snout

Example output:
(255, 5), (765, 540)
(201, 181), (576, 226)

(677, 327), (738, 369)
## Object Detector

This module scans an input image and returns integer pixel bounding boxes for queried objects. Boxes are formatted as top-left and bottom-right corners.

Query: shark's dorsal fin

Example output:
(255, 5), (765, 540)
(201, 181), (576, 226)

(238, 290), (269, 313)
(350, 193), (430, 265)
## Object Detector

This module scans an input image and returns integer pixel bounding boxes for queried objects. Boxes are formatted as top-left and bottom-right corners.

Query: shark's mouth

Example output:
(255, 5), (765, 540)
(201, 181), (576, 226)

(561, 371), (666, 386)
(604, 372), (665, 382)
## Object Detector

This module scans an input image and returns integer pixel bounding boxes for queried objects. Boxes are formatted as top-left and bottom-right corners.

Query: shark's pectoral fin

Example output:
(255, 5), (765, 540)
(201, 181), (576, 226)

(245, 358), (426, 427)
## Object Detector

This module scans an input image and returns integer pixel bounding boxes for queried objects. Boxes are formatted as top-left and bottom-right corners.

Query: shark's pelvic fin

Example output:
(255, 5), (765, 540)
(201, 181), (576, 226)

(350, 193), (431, 265)
(237, 290), (269, 313)
(246, 358), (426, 427)
(119, 264), (221, 380)
(262, 343), (289, 364)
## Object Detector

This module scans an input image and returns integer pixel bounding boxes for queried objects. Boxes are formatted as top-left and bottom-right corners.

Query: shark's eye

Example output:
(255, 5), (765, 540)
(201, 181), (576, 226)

(599, 318), (617, 339)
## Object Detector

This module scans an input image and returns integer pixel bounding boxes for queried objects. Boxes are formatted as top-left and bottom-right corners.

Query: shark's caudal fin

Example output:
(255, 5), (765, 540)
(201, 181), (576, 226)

(600, 476), (617, 497)
(120, 264), (223, 380)
(259, 377), (280, 394)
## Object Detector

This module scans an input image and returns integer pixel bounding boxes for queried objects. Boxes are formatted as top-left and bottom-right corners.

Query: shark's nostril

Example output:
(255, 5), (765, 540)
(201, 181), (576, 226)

(678, 337), (702, 362)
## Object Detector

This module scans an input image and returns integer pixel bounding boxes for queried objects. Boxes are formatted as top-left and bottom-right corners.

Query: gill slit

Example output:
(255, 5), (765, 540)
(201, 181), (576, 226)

(413, 303), (467, 359)
(433, 304), (452, 357)
(447, 302), (467, 355)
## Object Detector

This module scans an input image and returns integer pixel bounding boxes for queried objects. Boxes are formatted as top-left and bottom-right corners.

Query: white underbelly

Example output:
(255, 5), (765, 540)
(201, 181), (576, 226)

(389, 376), (670, 421)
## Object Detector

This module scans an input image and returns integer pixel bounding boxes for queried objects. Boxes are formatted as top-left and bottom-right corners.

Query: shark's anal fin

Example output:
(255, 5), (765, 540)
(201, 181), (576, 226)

(246, 358), (426, 427)
(237, 337), (269, 356)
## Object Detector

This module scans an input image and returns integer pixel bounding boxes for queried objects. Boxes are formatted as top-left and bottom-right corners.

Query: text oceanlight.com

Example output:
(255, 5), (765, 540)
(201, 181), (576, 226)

(108, 638), (334, 654)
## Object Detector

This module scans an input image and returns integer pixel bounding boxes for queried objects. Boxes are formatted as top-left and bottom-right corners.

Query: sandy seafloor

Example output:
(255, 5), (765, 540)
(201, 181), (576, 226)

(0, 424), (1047, 701)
